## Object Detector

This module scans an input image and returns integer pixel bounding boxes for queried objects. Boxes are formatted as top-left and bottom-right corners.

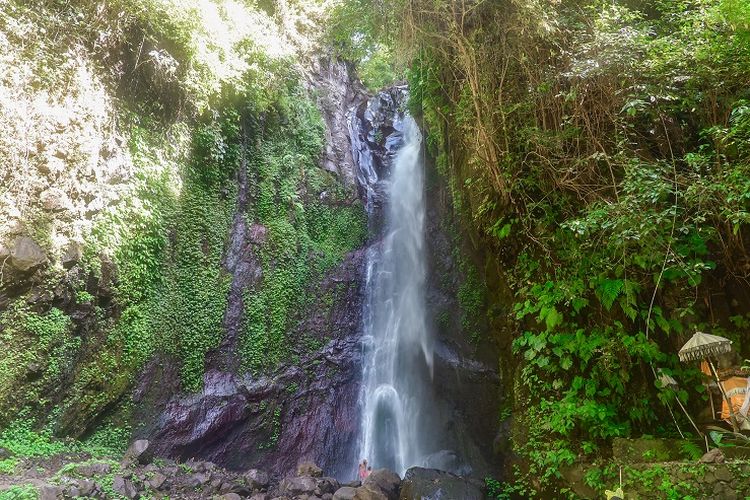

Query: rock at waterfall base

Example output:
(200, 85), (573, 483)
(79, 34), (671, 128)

(334, 487), (358, 500)
(122, 439), (153, 466)
(297, 462), (324, 477)
(244, 468), (271, 490)
(280, 475), (318, 495)
(400, 467), (484, 500)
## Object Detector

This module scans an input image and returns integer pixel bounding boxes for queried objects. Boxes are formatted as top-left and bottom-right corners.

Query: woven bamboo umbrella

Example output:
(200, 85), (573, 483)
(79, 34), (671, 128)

(678, 331), (740, 432)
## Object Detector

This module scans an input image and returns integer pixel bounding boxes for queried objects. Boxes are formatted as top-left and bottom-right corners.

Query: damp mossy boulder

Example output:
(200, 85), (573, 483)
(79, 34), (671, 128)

(399, 467), (484, 500)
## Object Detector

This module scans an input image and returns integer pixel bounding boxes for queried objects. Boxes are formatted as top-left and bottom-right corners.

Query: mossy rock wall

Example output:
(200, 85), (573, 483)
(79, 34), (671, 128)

(0, 0), (367, 459)
(564, 460), (750, 499)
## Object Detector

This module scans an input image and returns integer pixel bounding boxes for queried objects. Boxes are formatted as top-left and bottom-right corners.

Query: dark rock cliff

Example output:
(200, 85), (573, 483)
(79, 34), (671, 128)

(131, 59), (371, 478)
(133, 247), (366, 478)
(421, 135), (505, 479)
(133, 71), (504, 478)
(0, 51), (503, 480)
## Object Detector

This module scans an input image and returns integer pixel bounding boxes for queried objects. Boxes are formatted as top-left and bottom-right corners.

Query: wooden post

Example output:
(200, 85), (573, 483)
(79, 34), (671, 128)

(674, 396), (703, 439)
(665, 400), (685, 439)
(706, 382), (716, 419)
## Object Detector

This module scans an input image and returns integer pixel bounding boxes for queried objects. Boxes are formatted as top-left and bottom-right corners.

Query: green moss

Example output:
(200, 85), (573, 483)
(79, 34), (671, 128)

(240, 80), (366, 375)
(457, 265), (486, 341)
(0, 419), (68, 458)
(23, 308), (71, 349)
(0, 485), (37, 500)
(258, 406), (282, 450)
(0, 304), (77, 426)
(0, 458), (19, 475)
(80, 423), (131, 457)
(150, 115), (239, 392)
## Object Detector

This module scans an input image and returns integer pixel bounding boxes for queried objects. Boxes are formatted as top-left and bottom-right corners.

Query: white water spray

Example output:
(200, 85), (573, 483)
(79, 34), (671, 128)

(358, 116), (433, 476)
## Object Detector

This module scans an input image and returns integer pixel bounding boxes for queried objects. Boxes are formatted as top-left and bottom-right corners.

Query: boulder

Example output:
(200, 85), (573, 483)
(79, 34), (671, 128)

(280, 476), (318, 495)
(78, 479), (96, 496)
(317, 477), (341, 494)
(701, 448), (725, 464)
(123, 439), (153, 465)
(184, 458), (216, 472)
(148, 471), (167, 489)
(38, 484), (63, 500)
(61, 241), (82, 269)
(361, 469), (400, 500)
(715, 465), (733, 482)
(113, 476), (139, 499)
(333, 487), (357, 500)
(400, 467), (484, 500)
(244, 468), (270, 490)
(0, 448), (11, 460)
(297, 461), (324, 477)
(186, 472), (211, 488)
(219, 494), (242, 500)
(230, 484), (253, 496)
(354, 487), (387, 500)
(75, 461), (113, 477)
(67, 479), (95, 498)
(10, 236), (47, 271)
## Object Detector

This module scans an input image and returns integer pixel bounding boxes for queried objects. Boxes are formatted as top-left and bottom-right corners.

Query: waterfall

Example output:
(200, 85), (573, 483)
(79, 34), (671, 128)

(357, 113), (434, 476)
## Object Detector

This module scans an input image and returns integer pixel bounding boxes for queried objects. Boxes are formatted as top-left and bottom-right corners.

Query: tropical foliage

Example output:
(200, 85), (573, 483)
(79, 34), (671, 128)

(330, 0), (750, 490)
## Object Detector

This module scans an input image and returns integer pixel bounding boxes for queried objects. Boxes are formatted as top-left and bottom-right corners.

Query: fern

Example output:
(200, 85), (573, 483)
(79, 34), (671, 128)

(679, 441), (704, 461)
(595, 279), (624, 310)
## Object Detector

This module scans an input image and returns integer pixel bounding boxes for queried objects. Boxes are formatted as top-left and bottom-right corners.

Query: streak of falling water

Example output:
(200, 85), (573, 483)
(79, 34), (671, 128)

(358, 116), (433, 476)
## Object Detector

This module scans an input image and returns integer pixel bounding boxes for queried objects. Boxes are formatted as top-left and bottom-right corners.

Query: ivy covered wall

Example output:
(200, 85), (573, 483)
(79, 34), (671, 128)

(0, 0), (365, 457)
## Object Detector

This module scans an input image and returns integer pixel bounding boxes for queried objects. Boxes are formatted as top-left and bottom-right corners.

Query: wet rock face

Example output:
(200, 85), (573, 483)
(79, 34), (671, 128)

(309, 57), (367, 188)
(138, 247), (366, 478)
(349, 85), (407, 218)
(126, 59), (369, 479)
(400, 467), (485, 500)
(418, 150), (504, 478)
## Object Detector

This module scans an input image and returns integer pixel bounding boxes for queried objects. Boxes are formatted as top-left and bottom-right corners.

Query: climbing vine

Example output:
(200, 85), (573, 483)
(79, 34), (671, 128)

(240, 76), (366, 374)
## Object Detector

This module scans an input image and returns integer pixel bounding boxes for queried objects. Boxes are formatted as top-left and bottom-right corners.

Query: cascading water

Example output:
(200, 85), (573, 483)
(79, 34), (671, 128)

(356, 110), (434, 476)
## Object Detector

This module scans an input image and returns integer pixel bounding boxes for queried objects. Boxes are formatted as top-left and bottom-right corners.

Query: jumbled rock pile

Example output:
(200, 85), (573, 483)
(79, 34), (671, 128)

(25, 440), (487, 499)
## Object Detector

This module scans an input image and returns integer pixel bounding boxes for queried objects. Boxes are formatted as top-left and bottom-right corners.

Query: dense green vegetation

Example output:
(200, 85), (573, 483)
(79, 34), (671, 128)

(240, 80), (366, 374)
(0, 0), (365, 461)
(3, 0), (750, 496)
(331, 0), (750, 493)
